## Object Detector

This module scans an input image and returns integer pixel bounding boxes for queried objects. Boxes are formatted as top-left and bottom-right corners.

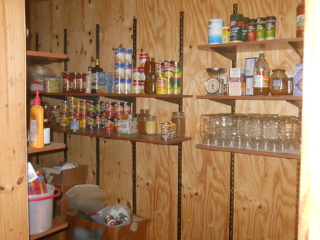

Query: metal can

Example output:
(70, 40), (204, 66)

(164, 60), (174, 78)
(115, 63), (125, 79)
(105, 117), (115, 132)
(61, 100), (68, 115)
(155, 62), (164, 77)
(139, 53), (148, 67)
(230, 13), (244, 42)
(114, 117), (120, 132)
(115, 48), (125, 63)
(222, 26), (230, 43)
(104, 215), (117, 226)
(156, 77), (168, 94)
(70, 119), (80, 132)
(170, 122), (176, 139)
(123, 102), (131, 114)
(79, 115), (87, 128)
(161, 122), (171, 141)
(173, 77), (181, 95)
(113, 102), (123, 117)
(60, 113), (69, 127)
(124, 49), (132, 64)
(87, 114), (96, 129)
(266, 16), (276, 40)
(256, 17), (266, 41)
(105, 102), (114, 117)
(114, 77), (121, 94)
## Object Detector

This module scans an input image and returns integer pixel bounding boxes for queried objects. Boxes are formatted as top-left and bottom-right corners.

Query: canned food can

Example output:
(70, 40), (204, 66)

(80, 115), (87, 128)
(60, 114), (69, 127)
(87, 115), (96, 128)
(115, 48), (125, 63)
(105, 117), (115, 132)
(67, 96), (78, 105)
(124, 64), (132, 79)
(173, 78), (182, 95)
(68, 104), (77, 115)
(113, 102), (123, 117)
(222, 26), (230, 43)
(70, 119), (80, 132)
(164, 60), (174, 78)
(132, 79), (140, 94)
(96, 115), (101, 128)
(156, 77), (168, 94)
(139, 53), (148, 67)
(123, 78), (132, 94)
(114, 77), (121, 94)
(124, 49), (132, 64)
(86, 100), (96, 116)
(123, 102), (131, 114)
(114, 117), (120, 132)
(173, 61), (182, 78)
(170, 122), (176, 139)
(61, 101), (68, 114)
(161, 122), (171, 141)
(95, 101), (102, 114)
(80, 100), (87, 114)
(167, 77), (174, 95)
(115, 63), (125, 78)
(230, 13), (244, 42)
(155, 62), (164, 77)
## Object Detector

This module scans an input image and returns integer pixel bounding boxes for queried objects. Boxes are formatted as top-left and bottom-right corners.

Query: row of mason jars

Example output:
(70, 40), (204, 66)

(200, 113), (301, 152)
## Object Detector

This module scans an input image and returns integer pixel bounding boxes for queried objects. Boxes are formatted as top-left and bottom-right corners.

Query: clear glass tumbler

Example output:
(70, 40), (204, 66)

(200, 114), (216, 145)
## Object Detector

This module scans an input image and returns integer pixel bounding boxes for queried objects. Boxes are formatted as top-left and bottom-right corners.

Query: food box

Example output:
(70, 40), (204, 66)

(119, 114), (132, 134)
(229, 68), (245, 82)
(97, 72), (107, 93)
(66, 212), (149, 240)
(245, 76), (254, 95)
(229, 82), (246, 96)
(245, 58), (258, 77)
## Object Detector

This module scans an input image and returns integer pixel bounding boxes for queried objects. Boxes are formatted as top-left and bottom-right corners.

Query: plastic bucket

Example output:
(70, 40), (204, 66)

(28, 184), (60, 235)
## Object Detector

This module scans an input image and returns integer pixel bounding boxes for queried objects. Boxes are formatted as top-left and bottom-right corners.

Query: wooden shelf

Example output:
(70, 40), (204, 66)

(53, 127), (191, 145)
(198, 37), (304, 61)
(196, 144), (301, 159)
(196, 95), (302, 107)
(29, 218), (68, 240)
(27, 50), (68, 64)
(28, 142), (66, 154)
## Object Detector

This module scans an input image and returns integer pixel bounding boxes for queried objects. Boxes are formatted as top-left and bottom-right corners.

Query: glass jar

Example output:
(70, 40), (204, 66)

(147, 75), (156, 94)
(287, 74), (294, 95)
(50, 105), (61, 126)
(171, 112), (185, 138)
(200, 114), (216, 145)
(270, 69), (288, 95)
(146, 115), (157, 135)
(137, 109), (150, 134)
(144, 57), (155, 76)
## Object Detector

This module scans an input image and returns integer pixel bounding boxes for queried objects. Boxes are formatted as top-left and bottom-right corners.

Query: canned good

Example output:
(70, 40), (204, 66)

(156, 77), (168, 94)
(155, 62), (164, 77)
(114, 117), (120, 132)
(70, 119), (80, 132)
(87, 115), (96, 129)
(170, 122), (176, 139)
(164, 60), (174, 78)
(256, 17), (266, 41)
(115, 63), (125, 78)
(139, 53), (148, 67)
(230, 13), (244, 42)
(61, 101), (68, 115)
(80, 115), (87, 128)
(115, 48), (125, 63)
(114, 77), (121, 94)
(248, 19), (257, 41)
(86, 100), (96, 116)
(60, 113), (69, 127)
(125, 64), (132, 79)
(173, 78), (181, 95)
(105, 117), (115, 132)
(113, 102), (123, 117)
(222, 26), (230, 43)
(124, 49), (132, 64)
(161, 122), (171, 141)
(67, 96), (78, 105)
(123, 102), (131, 114)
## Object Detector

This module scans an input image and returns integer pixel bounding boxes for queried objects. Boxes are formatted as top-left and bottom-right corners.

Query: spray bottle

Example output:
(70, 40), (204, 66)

(29, 90), (44, 148)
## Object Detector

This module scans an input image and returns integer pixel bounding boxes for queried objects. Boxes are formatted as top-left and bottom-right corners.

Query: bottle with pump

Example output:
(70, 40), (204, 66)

(29, 90), (44, 148)
(253, 53), (270, 96)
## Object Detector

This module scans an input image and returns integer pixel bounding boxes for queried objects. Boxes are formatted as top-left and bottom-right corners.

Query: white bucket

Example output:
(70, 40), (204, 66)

(28, 184), (60, 235)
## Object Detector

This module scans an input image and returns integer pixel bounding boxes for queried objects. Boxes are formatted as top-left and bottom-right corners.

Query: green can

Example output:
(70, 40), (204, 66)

(230, 13), (243, 42)
(242, 17), (249, 42)
(256, 17), (266, 41)
(266, 16), (276, 40)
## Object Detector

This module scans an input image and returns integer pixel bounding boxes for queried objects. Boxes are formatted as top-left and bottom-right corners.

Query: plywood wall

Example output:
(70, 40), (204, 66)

(27, 0), (302, 239)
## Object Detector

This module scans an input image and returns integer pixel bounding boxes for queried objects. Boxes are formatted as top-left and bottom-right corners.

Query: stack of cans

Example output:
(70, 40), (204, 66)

(114, 48), (132, 94)
(156, 60), (182, 95)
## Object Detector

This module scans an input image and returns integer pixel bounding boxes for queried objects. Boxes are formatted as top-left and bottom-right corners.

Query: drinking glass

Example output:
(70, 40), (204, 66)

(200, 114), (216, 145)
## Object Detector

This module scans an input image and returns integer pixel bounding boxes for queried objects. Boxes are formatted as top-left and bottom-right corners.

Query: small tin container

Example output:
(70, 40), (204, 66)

(222, 27), (230, 43)
(70, 119), (80, 132)
(256, 17), (266, 41)
(170, 122), (176, 139)
(161, 122), (171, 141)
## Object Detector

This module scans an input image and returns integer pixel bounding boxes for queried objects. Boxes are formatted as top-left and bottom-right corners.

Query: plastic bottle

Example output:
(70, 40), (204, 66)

(296, 0), (305, 37)
(253, 53), (270, 96)
(29, 90), (44, 148)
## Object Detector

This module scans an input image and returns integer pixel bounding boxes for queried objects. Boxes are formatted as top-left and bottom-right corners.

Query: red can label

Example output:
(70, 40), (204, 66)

(123, 102), (131, 114)
(105, 117), (115, 132)
(114, 117), (120, 132)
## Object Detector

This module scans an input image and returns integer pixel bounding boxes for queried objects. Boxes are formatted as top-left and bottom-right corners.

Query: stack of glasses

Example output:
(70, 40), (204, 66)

(200, 113), (301, 152)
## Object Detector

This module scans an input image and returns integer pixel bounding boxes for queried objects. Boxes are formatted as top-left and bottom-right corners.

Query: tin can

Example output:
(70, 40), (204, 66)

(87, 114), (96, 129)
(94, 101), (102, 114)
(266, 16), (276, 40)
(70, 119), (80, 132)
(115, 48), (125, 63)
(113, 102), (123, 117)
(114, 77), (121, 94)
(86, 100), (96, 116)
(167, 77), (174, 95)
(156, 77), (168, 94)
(230, 13), (244, 42)
(125, 64), (132, 79)
(105, 117), (115, 132)
(155, 62), (164, 77)
(123, 102), (131, 114)
(222, 27), (230, 43)
(96, 114), (101, 128)
(80, 115), (86, 128)
(173, 61), (182, 78)
(139, 53), (148, 67)
(139, 67), (145, 93)
(173, 77), (182, 95)
(122, 78), (132, 94)
(161, 122), (171, 141)
(60, 113), (69, 127)
(100, 114), (106, 129)
(164, 60), (174, 78)
(67, 96), (78, 105)
(61, 101), (68, 114)
(124, 49), (132, 64)
(242, 17), (249, 41)
(256, 17), (266, 41)
(115, 63), (125, 79)
(170, 122), (176, 139)
(248, 19), (257, 41)
(114, 117), (120, 132)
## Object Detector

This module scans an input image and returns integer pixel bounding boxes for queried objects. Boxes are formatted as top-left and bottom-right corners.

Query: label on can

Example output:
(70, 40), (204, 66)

(222, 27), (230, 43)
(124, 49), (132, 64)
(230, 14), (243, 42)
(105, 117), (115, 132)
(156, 77), (168, 94)
(115, 63), (125, 78)
(123, 102), (131, 114)
(266, 22), (275, 40)
(173, 78), (181, 95)
(155, 62), (164, 77)
(114, 117), (120, 132)
(139, 53), (148, 67)
(164, 60), (174, 78)
(132, 79), (140, 94)
(173, 61), (182, 78)
(115, 48), (125, 63)
(70, 119), (80, 132)
(114, 78), (121, 94)
(170, 122), (176, 139)
(161, 122), (171, 141)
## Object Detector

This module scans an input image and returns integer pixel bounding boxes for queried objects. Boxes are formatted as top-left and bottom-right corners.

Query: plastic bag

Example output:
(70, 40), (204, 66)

(27, 64), (56, 92)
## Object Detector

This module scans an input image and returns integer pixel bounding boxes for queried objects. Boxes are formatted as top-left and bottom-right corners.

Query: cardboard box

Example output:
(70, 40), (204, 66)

(44, 164), (88, 217)
(229, 82), (246, 96)
(120, 114), (133, 134)
(66, 213), (149, 240)
(229, 68), (245, 82)
(245, 76), (254, 95)
(245, 58), (258, 77)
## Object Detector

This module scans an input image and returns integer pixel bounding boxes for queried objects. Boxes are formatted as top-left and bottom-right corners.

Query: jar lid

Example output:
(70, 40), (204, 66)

(287, 74), (294, 78)
(266, 16), (276, 21)
(272, 69), (285, 72)
(256, 17), (266, 23)
(172, 112), (185, 117)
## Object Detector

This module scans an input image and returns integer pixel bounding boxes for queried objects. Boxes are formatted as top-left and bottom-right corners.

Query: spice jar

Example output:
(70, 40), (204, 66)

(270, 69), (288, 95)
(146, 115), (157, 135)
(256, 17), (266, 41)
(144, 57), (155, 76)
(137, 109), (150, 134)
(266, 16), (276, 40)
(248, 19), (257, 41)
(147, 75), (156, 94)
(171, 112), (185, 138)
(287, 74), (294, 95)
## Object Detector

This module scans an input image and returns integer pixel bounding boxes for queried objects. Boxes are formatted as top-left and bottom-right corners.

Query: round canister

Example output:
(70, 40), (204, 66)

(230, 14), (244, 42)
(115, 48), (125, 63)
(222, 27), (230, 43)
(124, 49), (132, 64)
(208, 19), (223, 44)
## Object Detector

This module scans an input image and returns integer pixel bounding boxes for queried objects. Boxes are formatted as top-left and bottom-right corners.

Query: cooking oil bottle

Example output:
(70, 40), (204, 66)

(253, 53), (270, 96)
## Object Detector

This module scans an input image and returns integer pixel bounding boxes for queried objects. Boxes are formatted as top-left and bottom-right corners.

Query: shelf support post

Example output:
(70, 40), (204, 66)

(229, 152), (235, 240)
(177, 142), (182, 240)
(96, 137), (100, 185)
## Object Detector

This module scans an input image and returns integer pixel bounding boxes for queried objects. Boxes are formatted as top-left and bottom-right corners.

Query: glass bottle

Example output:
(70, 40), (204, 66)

(50, 105), (60, 126)
(171, 112), (185, 138)
(137, 109), (150, 134)
(146, 115), (157, 135)
(147, 75), (156, 94)
(91, 59), (103, 93)
(44, 118), (50, 146)
(296, 0), (305, 37)
(270, 69), (288, 95)
(287, 74), (294, 95)
(253, 53), (270, 96)
(144, 57), (155, 76)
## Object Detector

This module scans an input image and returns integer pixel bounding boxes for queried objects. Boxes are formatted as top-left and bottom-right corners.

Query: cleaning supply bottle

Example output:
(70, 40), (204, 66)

(29, 90), (44, 148)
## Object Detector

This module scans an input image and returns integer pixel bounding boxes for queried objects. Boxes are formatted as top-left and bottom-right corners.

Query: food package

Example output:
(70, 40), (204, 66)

(27, 64), (56, 92)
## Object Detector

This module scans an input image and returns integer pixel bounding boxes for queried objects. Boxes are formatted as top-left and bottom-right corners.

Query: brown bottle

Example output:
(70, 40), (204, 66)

(296, 0), (305, 37)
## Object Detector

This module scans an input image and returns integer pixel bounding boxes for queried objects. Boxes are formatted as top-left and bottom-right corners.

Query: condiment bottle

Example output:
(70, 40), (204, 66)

(253, 53), (270, 96)
(287, 74), (294, 95)
(147, 75), (156, 94)
(296, 0), (305, 37)
(171, 112), (185, 138)
(146, 115), (157, 135)
(29, 90), (44, 149)
(91, 59), (103, 93)
(137, 109), (150, 134)
(270, 69), (288, 95)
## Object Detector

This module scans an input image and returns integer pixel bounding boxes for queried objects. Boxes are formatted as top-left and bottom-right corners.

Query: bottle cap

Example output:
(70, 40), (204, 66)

(259, 53), (265, 57)
(34, 90), (41, 106)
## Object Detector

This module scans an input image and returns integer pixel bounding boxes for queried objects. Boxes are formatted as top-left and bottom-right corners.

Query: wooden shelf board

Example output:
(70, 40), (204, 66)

(29, 218), (68, 240)
(196, 144), (301, 159)
(53, 127), (191, 145)
(28, 142), (66, 154)
(27, 50), (68, 64)
(196, 95), (302, 101)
